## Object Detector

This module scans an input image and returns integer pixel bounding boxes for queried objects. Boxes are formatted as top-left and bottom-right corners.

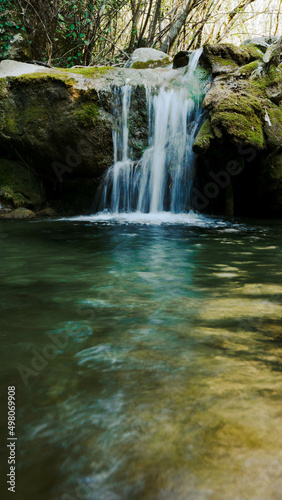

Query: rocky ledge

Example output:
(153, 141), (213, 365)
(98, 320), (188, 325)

(0, 38), (281, 218)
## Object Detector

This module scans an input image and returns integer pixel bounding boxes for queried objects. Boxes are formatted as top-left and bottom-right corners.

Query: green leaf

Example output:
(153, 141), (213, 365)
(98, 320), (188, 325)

(70, 24), (75, 30)
(84, 40), (90, 45)
(79, 33), (84, 38)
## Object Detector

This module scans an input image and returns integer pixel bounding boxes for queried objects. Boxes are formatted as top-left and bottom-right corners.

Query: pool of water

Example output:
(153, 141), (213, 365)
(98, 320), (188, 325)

(1, 215), (282, 500)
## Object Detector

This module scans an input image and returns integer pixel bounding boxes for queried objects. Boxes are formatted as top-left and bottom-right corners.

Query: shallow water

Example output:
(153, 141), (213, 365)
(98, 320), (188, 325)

(1, 215), (282, 500)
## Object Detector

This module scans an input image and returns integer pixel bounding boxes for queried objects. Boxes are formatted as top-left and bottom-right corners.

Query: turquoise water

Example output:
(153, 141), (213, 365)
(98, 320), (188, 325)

(1, 216), (282, 500)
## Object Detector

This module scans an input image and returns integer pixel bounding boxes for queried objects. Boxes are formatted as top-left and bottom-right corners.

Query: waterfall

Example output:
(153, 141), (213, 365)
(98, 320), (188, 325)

(98, 48), (205, 214)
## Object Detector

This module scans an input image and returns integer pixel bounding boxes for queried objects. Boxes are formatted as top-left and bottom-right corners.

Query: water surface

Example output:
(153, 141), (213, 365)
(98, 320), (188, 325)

(1, 215), (282, 500)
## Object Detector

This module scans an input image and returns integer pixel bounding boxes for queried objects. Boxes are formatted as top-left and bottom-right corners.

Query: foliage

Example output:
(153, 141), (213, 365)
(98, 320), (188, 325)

(0, 0), (281, 67)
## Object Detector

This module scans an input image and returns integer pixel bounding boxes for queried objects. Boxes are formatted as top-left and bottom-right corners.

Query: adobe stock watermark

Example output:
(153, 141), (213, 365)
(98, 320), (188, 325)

(237, 293), (281, 334)
(192, 143), (257, 211)
(17, 302), (96, 386)
(61, 482), (93, 500)
(52, 146), (83, 183)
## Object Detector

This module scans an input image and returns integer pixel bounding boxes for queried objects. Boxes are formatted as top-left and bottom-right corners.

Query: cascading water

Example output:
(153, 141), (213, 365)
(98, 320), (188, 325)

(99, 48), (205, 215)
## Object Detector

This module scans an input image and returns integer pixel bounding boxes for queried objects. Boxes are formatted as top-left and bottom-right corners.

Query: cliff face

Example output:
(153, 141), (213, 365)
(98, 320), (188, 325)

(193, 38), (282, 216)
(0, 38), (281, 218)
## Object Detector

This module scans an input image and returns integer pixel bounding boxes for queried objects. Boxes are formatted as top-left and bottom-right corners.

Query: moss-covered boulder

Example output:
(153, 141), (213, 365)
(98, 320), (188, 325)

(200, 43), (263, 76)
(0, 158), (46, 208)
(193, 119), (215, 155)
(0, 207), (36, 219)
(125, 48), (172, 69)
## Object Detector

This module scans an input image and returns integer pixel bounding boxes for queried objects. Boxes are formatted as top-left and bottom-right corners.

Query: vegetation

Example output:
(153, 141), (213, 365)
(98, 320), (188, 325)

(0, 1), (281, 67)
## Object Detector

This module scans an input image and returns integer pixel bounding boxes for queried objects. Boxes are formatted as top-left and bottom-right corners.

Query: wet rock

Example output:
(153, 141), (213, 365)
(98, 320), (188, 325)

(125, 48), (172, 69)
(263, 36), (282, 69)
(173, 51), (189, 69)
(193, 119), (215, 155)
(0, 158), (46, 209)
(36, 207), (57, 217)
(200, 43), (263, 76)
(0, 207), (36, 218)
(241, 37), (271, 53)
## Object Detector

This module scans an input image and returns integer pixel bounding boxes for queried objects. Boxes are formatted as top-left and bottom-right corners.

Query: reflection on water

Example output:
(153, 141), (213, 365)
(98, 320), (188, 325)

(1, 217), (282, 500)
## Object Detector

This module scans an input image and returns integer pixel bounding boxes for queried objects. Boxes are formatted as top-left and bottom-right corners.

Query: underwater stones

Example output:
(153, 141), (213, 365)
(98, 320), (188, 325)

(173, 51), (189, 69)
(125, 48), (172, 69)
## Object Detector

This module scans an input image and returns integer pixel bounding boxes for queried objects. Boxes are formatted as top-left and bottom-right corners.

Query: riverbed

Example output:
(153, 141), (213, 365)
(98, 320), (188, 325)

(1, 214), (282, 500)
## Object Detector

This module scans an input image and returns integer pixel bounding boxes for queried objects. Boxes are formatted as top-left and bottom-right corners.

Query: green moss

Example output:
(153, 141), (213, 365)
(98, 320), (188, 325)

(249, 65), (282, 99)
(215, 93), (262, 118)
(61, 66), (112, 77)
(211, 111), (264, 150)
(0, 79), (7, 99)
(0, 158), (44, 208)
(242, 44), (264, 60)
(263, 104), (282, 150)
(21, 102), (49, 125)
(193, 119), (215, 154)
(14, 72), (76, 87)
(75, 103), (100, 127)
(131, 58), (171, 69)
(237, 60), (260, 75)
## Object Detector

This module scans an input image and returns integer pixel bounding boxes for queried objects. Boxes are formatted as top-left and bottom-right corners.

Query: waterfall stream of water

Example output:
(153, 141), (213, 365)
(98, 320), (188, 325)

(99, 49), (205, 214)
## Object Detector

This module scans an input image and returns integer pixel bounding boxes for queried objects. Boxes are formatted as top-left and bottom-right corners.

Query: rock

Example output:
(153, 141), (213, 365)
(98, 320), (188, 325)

(0, 59), (47, 78)
(263, 36), (282, 68)
(241, 37), (270, 53)
(0, 158), (46, 208)
(263, 105), (282, 150)
(0, 34), (31, 62)
(193, 119), (215, 155)
(173, 51), (189, 69)
(125, 48), (172, 69)
(259, 151), (282, 214)
(202, 80), (265, 150)
(0, 207), (36, 219)
(200, 43), (263, 76)
(36, 207), (57, 217)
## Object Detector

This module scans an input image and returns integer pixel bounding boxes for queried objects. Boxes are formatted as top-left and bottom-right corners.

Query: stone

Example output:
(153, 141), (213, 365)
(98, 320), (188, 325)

(200, 43), (263, 76)
(173, 51), (190, 69)
(36, 208), (57, 217)
(0, 207), (36, 219)
(263, 105), (282, 150)
(125, 48), (172, 69)
(193, 119), (215, 155)
(0, 158), (46, 209)
(263, 36), (282, 68)
(241, 37), (270, 53)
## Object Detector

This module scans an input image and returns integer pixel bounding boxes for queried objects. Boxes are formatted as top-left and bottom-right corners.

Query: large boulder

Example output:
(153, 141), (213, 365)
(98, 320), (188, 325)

(199, 43), (263, 76)
(125, 48), (172, 69)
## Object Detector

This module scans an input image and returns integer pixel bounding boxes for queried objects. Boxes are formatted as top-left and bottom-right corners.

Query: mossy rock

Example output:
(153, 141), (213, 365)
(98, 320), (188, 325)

(0, 158), (45, 208)
(211, 111), (264, 150)
(263, 104), (282, 150)
(0, 207), (36, 219)
(236, 60), (261, 76)
(61, 66), (112, 77)
(131, 58), (171, 69)
(75, 103), (100, 127)
(193, 119), (215, 155)
(215, 93), (263, 119)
